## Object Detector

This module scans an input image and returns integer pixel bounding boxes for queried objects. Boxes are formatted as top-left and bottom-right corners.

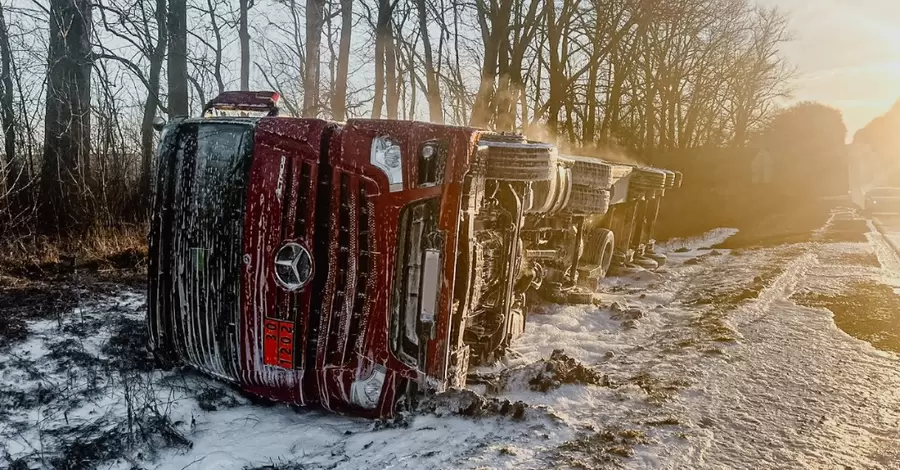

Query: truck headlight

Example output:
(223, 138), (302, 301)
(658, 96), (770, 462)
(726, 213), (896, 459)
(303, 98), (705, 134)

(350, 364), (387, 409)
(371, 136), (403, 191)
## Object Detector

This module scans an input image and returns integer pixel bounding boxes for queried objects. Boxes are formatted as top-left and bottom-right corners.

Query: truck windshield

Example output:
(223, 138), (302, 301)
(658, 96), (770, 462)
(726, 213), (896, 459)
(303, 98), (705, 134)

(166, 121), (254, 379)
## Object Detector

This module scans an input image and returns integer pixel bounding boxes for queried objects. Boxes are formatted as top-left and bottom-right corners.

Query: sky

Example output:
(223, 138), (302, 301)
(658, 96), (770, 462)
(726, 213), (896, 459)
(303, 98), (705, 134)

(757, 0), (900, 138)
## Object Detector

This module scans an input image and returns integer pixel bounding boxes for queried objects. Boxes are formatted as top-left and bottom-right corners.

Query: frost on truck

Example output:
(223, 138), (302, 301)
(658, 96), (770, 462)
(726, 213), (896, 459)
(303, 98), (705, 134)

(148, 91), (682, 418)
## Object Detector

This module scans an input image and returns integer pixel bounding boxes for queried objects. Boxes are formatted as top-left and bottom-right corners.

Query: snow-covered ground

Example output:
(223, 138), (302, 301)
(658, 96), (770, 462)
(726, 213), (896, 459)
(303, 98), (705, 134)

(4, 209), (900, 469)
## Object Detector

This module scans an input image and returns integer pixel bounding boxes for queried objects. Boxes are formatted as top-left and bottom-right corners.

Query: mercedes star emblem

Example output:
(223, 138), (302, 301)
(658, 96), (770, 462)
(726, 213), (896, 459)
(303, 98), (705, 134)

(273, 242), (313, 290)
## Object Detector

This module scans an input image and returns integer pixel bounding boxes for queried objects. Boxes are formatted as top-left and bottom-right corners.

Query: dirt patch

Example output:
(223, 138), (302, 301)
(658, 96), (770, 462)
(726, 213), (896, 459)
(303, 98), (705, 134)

(685, 262), (783, 311)
(713, 204), (838, 250)
(627, 372), (692, 405)
(817, 218), (869, 243)
(472, 349), (610, 395)
(44, 411), (191, 470)
(0, 275), (142, 347)
(524, 350), (610, 392)
(195, 386), (241, 412)
(416, 389), (529, 420)
(556, 427), (650, 468)
(102, 315), (154, 372)
(793, 280), (900, 354)
(817, 250), (881, 268)
(245, 462), (307, 470)
(47, 338), (104, 372)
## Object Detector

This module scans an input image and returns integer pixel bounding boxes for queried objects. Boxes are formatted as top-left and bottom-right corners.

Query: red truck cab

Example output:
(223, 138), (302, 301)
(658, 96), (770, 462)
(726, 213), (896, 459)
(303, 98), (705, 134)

(148, 91), (679, 417)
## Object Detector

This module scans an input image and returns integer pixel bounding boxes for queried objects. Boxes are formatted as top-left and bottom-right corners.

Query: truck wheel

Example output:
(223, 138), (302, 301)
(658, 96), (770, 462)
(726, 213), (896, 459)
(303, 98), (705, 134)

(480, 139), (557, 182)
(568, 155), (613, 189)
(631, 257), (659, 270)
(646, 252), (667, 268)
(631, 168), (667, 191)
(566, 290), (595, 304)
(661, 170), (676, 189)
(583, 228), (615, 277)
(567, 186), (610, 215)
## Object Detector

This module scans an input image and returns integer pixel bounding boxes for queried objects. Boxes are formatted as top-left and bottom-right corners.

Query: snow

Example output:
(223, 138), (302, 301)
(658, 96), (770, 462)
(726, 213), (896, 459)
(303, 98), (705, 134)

(5, 220), (900, 469)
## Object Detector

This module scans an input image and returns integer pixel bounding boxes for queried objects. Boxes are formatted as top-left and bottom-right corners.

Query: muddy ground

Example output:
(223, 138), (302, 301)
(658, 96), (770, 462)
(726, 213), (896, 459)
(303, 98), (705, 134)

(4, 200), (900, 469)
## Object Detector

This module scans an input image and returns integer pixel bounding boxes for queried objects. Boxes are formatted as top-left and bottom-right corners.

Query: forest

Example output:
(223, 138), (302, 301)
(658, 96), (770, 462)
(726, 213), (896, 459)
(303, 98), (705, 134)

(0, 0), (793, 241)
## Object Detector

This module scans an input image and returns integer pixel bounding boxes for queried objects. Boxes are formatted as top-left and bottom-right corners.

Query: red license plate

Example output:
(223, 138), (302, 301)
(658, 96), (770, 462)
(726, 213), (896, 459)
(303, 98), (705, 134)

(263, 319), (295, 369)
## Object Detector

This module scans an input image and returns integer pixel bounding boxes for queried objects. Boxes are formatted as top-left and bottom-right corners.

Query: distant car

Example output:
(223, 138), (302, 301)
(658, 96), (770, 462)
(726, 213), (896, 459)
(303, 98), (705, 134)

(864, 187), (900, 214)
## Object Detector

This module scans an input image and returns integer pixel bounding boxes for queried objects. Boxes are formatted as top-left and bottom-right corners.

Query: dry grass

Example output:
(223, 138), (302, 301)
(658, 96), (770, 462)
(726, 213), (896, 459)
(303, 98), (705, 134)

(0, 225), (147, 277)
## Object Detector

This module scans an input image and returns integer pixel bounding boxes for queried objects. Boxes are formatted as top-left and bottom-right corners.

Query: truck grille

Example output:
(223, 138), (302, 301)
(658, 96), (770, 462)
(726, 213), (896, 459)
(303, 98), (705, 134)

(269, 157), (317, 371)
(321, 171), (376, 367)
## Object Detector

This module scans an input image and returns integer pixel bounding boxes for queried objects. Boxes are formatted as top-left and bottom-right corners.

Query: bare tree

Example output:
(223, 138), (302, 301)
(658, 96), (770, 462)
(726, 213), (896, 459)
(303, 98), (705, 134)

(332, 0), (353, 120)
(40, 0), (93, 233)
(303, 0), (325, 116)
(0, 3), (25, 214)
(168, 0), (189, 117)
(414, 0), (442, 123)
(239, 0), (252, 90)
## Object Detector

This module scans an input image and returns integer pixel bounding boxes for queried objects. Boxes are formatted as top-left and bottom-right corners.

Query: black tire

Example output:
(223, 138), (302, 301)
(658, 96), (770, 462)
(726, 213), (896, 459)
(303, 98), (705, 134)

(646, 252), (667, 268)
(527, 163), (570, 214)
(568, 155), (613, 189)
(631, 168), (667, 191)
(567, 186), (610, 214)
(566, 290), (595, 305)
(662, 170), (676, 189)
(631, 257), (658, 270)
(479, 132), (528, 144)
(481, 140), (557, 182)
(583, 228), (615, 277)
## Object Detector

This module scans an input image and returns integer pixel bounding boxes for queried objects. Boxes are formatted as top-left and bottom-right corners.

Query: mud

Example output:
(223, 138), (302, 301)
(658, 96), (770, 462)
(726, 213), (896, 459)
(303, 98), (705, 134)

(794, 280), (900, 354)
(627, 372), (692, 404)
(474, 349), (610, 394)
(416, 388), (529, 420)
(44, 412), (191, 470)
(816, 218), (870, 243)
(0, 272), (142, 347)
(195, 386), (241, 412)
(244, 463), (307, 470)
(556, 426), (650, 469)
(713, 204), (838, 250)
(102, 314), (156, 372)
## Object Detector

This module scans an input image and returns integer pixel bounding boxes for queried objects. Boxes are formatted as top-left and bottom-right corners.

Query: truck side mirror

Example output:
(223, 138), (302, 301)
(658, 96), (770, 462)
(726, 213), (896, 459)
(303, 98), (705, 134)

(152, 116), (166, 132)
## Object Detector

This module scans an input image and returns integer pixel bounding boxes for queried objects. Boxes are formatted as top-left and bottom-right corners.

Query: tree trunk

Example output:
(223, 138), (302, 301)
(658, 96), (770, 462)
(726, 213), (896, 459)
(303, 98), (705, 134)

(545, 0), (563, 136)
(384, 20), (398, 119)
(207, 0), (225, 95)
(139, 0), (168, 216)
(415, 0), (443, 123)
(167, 0), (189, 117)
(372, 32), (384, 118)
(468, 36), (497, 128)
(239, 0), (250, 91)
(40, 0), (92, 234)
(469, 0), (511, 128)
(332, 0), (352, 121)
(303, 0), (324, 116)
(0, 3), (24, 214)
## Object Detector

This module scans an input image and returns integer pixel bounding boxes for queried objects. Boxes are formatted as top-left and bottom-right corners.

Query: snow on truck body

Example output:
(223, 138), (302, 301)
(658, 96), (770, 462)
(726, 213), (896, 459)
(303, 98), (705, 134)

(148, 91), (681, 418)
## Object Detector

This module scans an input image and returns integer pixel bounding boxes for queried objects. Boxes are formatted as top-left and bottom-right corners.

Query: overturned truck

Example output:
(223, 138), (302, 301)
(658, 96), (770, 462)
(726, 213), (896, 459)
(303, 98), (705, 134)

(148, 91), (682, 417)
